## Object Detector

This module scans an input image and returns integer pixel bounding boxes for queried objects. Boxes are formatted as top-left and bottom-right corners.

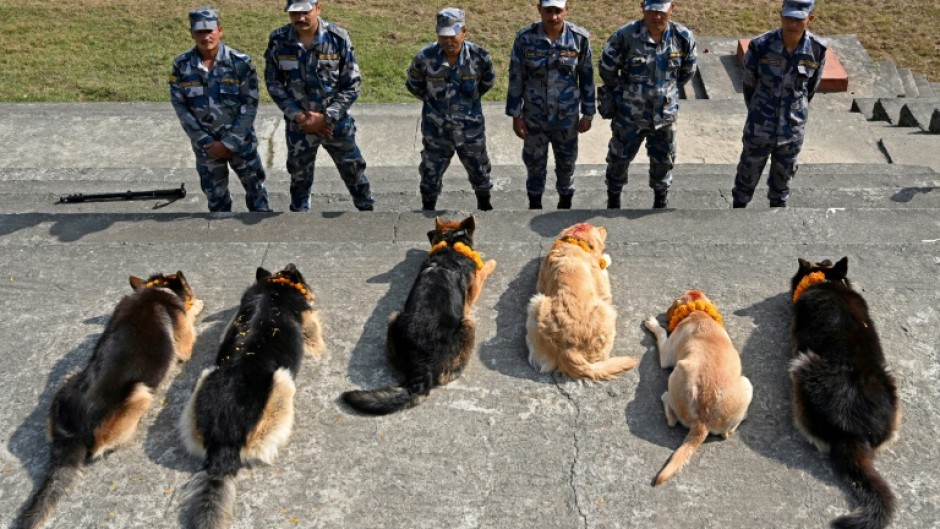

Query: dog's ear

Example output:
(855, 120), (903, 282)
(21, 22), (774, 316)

(434, 216), (445, 231)
(460, 215), (476, 233)
(597, 226), (607, 241)
(256, 267), (272, 282)
(797, 258), (812, 272)
(175, 271), (190, 287)
(427, 229), (437, 244)
(285, 264), (305, 284)
(833, 257), (849, 278)
(129, 276), (147, 291)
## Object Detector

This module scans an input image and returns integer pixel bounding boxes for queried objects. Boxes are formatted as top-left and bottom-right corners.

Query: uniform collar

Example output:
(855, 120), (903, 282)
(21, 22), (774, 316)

(771, 28), (814, 56)
(636, 20), (673, 45)
(537, 20), (569, 43)
(189, 42), (229, 70)
(434, 41), (469, 67)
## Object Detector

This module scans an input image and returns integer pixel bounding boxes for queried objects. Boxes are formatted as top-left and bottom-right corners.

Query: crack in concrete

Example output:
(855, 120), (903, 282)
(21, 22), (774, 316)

(553, 375), (587, 529)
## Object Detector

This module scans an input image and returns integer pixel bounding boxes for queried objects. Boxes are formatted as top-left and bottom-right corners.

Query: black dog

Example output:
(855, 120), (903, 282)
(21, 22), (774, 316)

(790, 257), (900, 529)
(342, 215), (496, 415)
(177, 264), (323, 529)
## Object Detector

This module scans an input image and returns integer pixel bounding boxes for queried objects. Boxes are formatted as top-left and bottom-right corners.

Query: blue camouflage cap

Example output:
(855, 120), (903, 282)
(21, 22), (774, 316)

(284, 0), (318, 12)
(539, 0), (567, 8)
(782, 0), (814, 19)
(436, 8), (465, 37)
(643, 0), (673, 12)
(189, 6), (219, 31)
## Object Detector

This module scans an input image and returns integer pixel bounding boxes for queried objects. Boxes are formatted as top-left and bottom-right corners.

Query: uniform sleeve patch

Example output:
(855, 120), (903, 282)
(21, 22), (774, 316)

(318, 53), (340, 61)
(560, 50), (579, 58)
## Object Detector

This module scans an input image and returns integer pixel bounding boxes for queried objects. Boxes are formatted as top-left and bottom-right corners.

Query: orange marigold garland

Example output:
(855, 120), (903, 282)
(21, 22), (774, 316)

(429, 241), (484, 270)
(668, 299), (724, 333)
(792, 271), (827, 303)
(269, 276), (313, 301)
(553, 236), (608, 270)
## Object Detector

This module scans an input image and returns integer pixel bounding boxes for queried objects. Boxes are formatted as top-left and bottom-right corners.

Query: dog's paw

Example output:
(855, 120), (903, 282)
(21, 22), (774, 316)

(644, 316), (661, 332)
(601, 254), (612, 268)
(189, 298), (205, 316)
(483, 260), (497, 274)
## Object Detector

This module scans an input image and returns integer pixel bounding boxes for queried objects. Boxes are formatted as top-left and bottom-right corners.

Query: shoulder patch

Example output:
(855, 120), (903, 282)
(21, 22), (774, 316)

(518, 22), (539, 37)
(325, 22), (351, 40)
(568, 23), (590, 38)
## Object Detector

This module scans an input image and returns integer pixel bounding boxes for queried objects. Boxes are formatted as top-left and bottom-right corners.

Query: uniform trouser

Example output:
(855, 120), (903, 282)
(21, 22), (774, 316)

(731, 137), (804, 205)
(419, 128), (493, 200)
(605, 120), (676, 193)
(195, 149), (271, 213)
(522, 125), (579, 197)
(285, 124), (374, 211)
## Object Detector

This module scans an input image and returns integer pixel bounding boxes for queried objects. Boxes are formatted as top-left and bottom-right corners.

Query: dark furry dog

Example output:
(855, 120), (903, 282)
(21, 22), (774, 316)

(342, 215), (496, 415)
(177, 264), (324, 529)
(14, 272), (203, 529)
(790, 257), (900, 529)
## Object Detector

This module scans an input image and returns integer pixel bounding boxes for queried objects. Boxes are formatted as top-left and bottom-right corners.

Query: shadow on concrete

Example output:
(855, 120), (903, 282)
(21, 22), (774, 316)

(341, 248), (427, 394)
(720, 54), (745, 94)
(479, 256), (554, 383)
(890, 186), (935, 203)
(527, 209), (661, 238)
(732, 292), (839, 487)
(143, 307), (236, 473)
(7, 330), (99, 486)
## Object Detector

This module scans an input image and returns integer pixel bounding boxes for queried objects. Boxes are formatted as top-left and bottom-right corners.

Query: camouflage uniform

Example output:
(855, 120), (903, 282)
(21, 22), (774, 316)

(264, 20), (375, 211)
(598, 19), (697, 195)
(732, 28), (826, 206)
(506, 21), (595, 197)
(170, 43), (271, 212)
(406, 40), (495, 203)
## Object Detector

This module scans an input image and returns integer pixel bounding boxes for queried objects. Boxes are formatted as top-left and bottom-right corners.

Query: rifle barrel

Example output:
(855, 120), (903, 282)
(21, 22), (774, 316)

(58, 184), (186, 204)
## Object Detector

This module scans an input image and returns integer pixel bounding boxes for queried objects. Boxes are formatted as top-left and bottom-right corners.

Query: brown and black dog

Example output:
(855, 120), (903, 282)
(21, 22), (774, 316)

(14, 272), (203, 529)
(790, 257), (900, 529)
(342, 215), (496, 415)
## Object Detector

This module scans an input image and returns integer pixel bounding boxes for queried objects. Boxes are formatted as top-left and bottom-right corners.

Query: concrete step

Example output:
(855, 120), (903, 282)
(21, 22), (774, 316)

(850, 97), (878, 120)
(898, 99), (939, 129)
(875, 60), (906, 98)
(914, 74), (936, 99)
(873, 98), (906, 124)
(897, 67), (920, 98)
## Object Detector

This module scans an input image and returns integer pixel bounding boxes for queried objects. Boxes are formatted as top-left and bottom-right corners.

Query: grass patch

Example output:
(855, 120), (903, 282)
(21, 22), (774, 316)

(0, 0), (936, 102)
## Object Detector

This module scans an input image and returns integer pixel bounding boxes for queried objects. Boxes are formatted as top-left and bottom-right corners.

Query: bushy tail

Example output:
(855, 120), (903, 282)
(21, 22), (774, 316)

(830, 439), (895, 529)
(179, 445), (240, 529)
(653, 423), (709, 486)
(342, 374), (431, 416)
(558, 350), (639, 382)
(13, 438), (85, 529)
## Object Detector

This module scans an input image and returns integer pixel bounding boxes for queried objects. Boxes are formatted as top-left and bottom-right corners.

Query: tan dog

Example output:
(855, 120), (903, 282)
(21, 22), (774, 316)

(644, 290), (752, 485)
(526, 222), (638, 381)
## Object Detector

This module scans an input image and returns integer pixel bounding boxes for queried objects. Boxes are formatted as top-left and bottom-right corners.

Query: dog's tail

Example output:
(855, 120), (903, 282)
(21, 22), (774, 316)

(653, 422), (709, 486)
(13, 437), (86, 529)
(341, 373), (431, 415)
(179, 444), (241, 529)
(557, 349), (639, 381)
(830, 439), (895, 529)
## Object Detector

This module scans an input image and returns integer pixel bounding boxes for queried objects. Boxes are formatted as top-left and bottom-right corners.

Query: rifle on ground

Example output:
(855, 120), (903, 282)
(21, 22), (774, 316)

(57, 183), (187, 204)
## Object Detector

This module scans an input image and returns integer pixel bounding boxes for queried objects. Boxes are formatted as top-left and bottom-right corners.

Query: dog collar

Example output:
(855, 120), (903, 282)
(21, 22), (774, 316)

(668, 299), (724, 333)
(269, 276), (313, 301)
(429, 240), (484, 270)
(553, 236), (607, 270)
(792, 271), (827, 303)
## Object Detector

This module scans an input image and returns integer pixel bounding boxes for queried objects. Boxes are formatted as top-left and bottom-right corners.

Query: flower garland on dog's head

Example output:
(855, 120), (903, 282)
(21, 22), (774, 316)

(269, 276), (313, 301)
(668, 299), (724, 333)
(792, 271), (827, 303)
(430, 241), (484, 270)
(553, 236), (607, 270)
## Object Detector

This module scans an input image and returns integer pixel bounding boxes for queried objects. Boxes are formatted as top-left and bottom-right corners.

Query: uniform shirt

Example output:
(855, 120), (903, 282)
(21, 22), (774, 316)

(264, 19), (361, 126)
(741, 28), (827, 145)
(599, 20), (697, 129)
(169, 43), (260, 155)
(505, 21), (595, 131)
(406, 41), (495, 133)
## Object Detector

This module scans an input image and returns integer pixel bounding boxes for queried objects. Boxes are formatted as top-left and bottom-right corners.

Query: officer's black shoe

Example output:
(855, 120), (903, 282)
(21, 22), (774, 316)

(653, 190), (668, 209)
(769, 200), (787, 208)
(606, 192), (621, 210)
(557, 194), (573, 209)
(357, 205), (374, 212)
(732, 200), (747, 209)
(528, 193), (542, 210)
(476, 193), (493, 211)
(422, 198), (437, 211)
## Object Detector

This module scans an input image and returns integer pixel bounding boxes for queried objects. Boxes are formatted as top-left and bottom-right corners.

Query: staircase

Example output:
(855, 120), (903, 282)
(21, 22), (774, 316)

(1, 37), (938, 529)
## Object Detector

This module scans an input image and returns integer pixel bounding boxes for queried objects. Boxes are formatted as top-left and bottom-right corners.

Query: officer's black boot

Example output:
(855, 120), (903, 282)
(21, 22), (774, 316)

(422, 197), (437, 211)
(769, 199), (787, 208)
(606, 191), (621, 209)
(732, 200), (747, 208)
(557, 193), (573, 209)
(476, 192), (493, 211)
(528, 193), (542, 210)
(653, 189), (668, 209)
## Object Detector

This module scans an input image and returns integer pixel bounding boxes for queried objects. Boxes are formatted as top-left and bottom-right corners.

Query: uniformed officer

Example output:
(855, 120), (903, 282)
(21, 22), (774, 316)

(264, 0), (375, 212)
(170, 6), (272, 213)
(407, 8), (495, 211)
(506, 0), (595, 210)
(598, 0), (697, 209)
(732, 0), (826, 208)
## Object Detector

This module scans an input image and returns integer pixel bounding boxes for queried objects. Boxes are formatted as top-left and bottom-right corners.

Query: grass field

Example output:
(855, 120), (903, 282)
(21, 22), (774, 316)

(0, 0), (936, 102)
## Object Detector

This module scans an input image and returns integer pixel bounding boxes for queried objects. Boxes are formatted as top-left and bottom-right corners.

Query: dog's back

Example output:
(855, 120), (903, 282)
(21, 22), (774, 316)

(790, 257), (899, 529)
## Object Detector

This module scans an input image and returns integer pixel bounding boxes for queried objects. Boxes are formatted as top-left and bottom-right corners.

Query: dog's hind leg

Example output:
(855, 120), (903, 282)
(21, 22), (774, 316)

(91, 383), (154, 458)
(242, 368), (296, 466)
(438, 317), (477, 385)
(466, 260), (497, 308)
(302, 309), (325, 358)
(661, 391), (679, 427)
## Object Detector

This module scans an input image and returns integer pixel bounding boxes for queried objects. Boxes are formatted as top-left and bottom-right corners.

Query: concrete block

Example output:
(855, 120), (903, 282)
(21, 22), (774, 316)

(875, 60), (906, 98)
(872, 98), (905, 124)
(897, 67), (920, 98)
(897, 100), (939, 129)
(930, 109), (940, 134)
(914, 75), (936, 99)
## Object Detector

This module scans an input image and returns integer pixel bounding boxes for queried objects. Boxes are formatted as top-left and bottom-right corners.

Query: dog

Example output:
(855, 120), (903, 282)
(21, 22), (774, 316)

(177, 264), (324, 529)
(643, 289), (752, 486)
(342, 215), (496, 415)
(13, 272), (203, 529)
(526, 222), (638, 381)
(790, 257), (900, 529)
